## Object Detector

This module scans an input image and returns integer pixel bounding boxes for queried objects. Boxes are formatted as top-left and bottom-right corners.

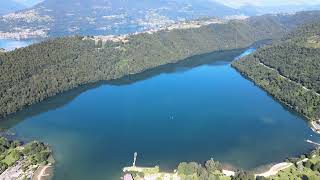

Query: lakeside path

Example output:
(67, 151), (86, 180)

(255, 162), (293, 177)
(33, 163), (52, 180)
(123, 163), (294, 179)
(257, 60), (320, 132)
(257, 61), (320, 97)
(222, 162), (294, 178)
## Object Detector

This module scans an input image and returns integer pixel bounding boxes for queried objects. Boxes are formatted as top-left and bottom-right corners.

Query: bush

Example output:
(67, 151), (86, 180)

(141, 166), (159, 174)
(0, 137), (9, 148)
(23, 141), (47, 156)
(3, 150), (22, 166)
(256, 176), (268, 180)
(303, 160), (313, 169)
(197, 166), (209, 179)
(311, 162), (320, 172)
(10, 140), (22, 148)
(205, 159), (222, 173)
(177, 162), (201, 176)
(232, 171), (255, 180)
(0, 162), (8, 174)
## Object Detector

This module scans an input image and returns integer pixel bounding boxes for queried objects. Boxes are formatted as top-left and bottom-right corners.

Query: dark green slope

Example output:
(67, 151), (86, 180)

(232, 22), (320, 121)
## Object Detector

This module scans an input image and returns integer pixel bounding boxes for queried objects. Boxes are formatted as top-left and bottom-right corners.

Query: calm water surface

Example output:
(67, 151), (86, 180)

(1, 49), (319, 180)
(0, 39), (34, 51)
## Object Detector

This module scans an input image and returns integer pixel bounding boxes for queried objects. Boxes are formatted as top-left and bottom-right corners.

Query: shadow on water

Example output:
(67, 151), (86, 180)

(0, 48), (245, 130)
(233, 63), (311, 125)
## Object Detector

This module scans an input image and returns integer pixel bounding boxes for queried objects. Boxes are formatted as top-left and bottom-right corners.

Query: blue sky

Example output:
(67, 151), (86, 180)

(13, 0), (320, 8)
(214, 0), (320, 8)
(13, 0), (42, 7)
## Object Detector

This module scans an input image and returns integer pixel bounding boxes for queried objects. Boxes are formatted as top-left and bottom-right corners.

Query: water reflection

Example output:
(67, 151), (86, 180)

(0, 48), (244, 130)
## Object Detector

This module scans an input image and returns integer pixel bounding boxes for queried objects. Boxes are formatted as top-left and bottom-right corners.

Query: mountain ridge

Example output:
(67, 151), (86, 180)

(0, 0), (241, 38)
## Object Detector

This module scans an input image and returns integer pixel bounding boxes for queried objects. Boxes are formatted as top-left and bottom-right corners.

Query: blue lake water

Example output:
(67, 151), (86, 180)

(0, 48), (319, 180)
(0, 39), (34, 51)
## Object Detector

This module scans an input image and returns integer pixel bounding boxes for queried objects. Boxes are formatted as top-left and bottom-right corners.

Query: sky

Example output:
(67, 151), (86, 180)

(12, 0), (320, 8)
(13, 0), (42, 7)
(215, 0), (320, 8)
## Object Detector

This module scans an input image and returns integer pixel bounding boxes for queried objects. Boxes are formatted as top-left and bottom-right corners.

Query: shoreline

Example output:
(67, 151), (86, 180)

(123, 143), (320, 179)
(310, 120), (320, 134)
(232, 63), (320, 136)
(122, 161), (303, 179)
(33, 163), (54, 180)
(254, 162), (293, 177)
(122, 163), (293, 179)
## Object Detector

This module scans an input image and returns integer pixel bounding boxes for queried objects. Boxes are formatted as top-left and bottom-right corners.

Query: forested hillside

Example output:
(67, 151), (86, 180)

(0, 12), (319, 118)
(232, 22), (320, 121)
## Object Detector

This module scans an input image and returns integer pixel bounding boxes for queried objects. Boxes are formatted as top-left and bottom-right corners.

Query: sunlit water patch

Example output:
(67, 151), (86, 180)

(0, 39), (34, 51)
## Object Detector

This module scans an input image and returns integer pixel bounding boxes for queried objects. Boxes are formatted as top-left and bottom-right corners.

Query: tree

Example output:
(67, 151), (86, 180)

(205, 158), (222, 173)
(0, 162), (7, 174)
(232, 171), (255, 180)
(312, 162), (320, 172)
(177, 162), (201, 176)
(256, 176), (268, 180)
(303, 160), (313, 169)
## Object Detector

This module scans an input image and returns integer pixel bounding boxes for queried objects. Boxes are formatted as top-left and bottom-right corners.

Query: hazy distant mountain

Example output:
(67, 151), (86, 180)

(0, 0), (26, 15)
(0, 0), (241, 38)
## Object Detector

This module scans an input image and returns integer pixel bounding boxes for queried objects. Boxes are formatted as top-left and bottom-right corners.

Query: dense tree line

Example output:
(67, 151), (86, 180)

(0, 16), (293, 118)
(284, 21), (320, 42)
(177, 159), (259, 180)
(174, 148), (320, 180)
(177, 160), (223, 179)
(232, 21), (320, 121)
(233, 55), (320, 120)
(254, 44), (320, 93)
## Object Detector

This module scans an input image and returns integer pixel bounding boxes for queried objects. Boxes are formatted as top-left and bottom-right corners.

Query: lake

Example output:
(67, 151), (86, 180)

(0, 48), (319, 180)
(0, 39), (34, 51)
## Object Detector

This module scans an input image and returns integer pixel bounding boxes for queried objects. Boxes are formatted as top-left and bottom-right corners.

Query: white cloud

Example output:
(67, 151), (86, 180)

(214, 0), (320, 8)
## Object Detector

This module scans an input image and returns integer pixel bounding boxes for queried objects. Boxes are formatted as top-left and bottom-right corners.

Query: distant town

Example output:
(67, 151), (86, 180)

(83, 18), (227, 45)
(0, 12), (246, 40)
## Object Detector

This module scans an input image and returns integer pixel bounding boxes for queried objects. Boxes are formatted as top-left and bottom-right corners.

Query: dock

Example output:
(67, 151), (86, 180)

(306, 139), (320, 146)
